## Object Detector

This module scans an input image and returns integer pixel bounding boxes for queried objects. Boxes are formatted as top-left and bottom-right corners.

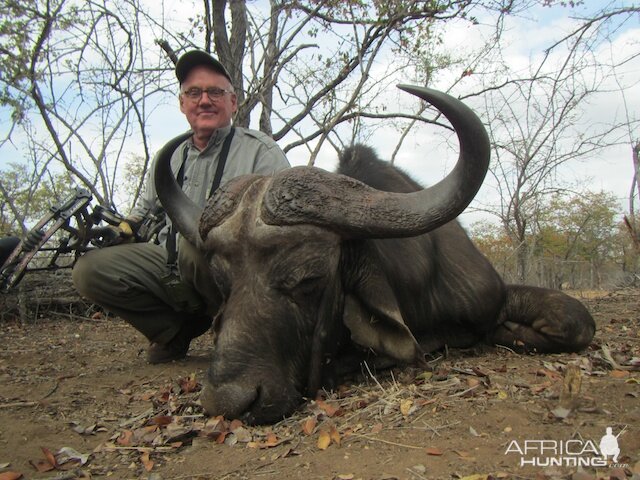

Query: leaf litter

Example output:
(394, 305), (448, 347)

(1, 290), (638, 479)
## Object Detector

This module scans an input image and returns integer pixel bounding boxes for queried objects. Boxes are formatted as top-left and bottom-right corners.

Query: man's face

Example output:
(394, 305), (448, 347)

(179, 66), (237, 138)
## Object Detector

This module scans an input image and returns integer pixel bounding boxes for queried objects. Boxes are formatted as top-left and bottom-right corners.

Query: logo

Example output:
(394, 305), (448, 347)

(505, 426), (627, 468)
(599, 426), (621, 463)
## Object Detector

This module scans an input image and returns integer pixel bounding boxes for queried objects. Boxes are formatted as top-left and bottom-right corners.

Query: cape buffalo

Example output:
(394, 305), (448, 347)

(155, 85), (595, 424)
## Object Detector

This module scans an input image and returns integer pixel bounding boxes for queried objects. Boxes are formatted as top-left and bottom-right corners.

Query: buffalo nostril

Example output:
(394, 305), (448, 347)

(199, 380), (259, 420)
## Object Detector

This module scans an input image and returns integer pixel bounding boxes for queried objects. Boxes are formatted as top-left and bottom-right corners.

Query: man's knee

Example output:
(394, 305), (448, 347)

(73, 251), (99, 300)
(72, 248), (120, 301)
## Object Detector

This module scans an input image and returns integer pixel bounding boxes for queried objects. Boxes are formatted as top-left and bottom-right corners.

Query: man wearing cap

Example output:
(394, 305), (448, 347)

(72, 50), (290, 364)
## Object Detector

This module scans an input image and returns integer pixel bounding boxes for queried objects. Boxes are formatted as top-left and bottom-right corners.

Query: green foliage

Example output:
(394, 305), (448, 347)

(470, 191), (627, 288)
(0, 0), (79, 121)
(0, 162), (74, 236)
(536, 191), (620, 264)
(0, 1), (36, 119)
(469, 220), (516, 277)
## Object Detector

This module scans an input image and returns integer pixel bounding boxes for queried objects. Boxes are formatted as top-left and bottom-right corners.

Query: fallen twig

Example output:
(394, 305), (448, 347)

(118, 407), (154, 427)
(363, 361), (387, 394)
(0, 401), (39, 409)
(349, 432), (424, 450)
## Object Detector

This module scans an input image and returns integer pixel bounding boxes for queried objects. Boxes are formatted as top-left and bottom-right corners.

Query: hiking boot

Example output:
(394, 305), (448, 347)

(146, 315), (212, 364)
(147, 332), (191, 364)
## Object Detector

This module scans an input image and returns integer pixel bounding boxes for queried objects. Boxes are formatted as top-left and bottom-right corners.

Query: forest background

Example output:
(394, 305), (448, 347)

(0, 0), (639, 291)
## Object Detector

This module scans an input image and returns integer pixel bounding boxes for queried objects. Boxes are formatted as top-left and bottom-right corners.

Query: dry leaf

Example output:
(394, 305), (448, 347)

(316, 399), (340, 417)
(537, 367), (561, 379)
(41, 447), (57, 469)
(370, 423), (383, 434)
(229, 419), (244, 430)
(264, 433), (278, 447)
(164, 423), (195, 443)
(425, 447), (443, 456)
(610, 370), (630, 378)
(0, 472), (23, 480)
(148, 415), (173, 426)
(224, 433), (238, 446)
(117, 430), (134, 446)
(317, 430), (331, 450)
(400, 399), (413, 417)
(140, 451), (154, 472)
(248, 433), (283, 449)
(178, 375), (200, 393)
(215, 431), (228, 444)
(230, 426), (252, 443)
(466, 377), (481, 388)
(329, 425), (341, 446)
(453, 449), (473, 458)
(29, 447), (58, 473)
(302, 417), (317, 435)
(550, 406), (571, 419)
(530, 381), (552, 394)
(55, 447), (90, 467)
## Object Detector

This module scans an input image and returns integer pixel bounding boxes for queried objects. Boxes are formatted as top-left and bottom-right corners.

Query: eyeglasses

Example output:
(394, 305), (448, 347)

(181, 87), (234, 102)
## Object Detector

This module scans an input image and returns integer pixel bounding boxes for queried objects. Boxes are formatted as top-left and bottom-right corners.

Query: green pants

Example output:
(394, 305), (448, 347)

(72, 239), (218, 344)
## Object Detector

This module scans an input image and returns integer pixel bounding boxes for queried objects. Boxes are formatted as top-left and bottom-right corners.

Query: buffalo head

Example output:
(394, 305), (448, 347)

(155, 86), (491, 423)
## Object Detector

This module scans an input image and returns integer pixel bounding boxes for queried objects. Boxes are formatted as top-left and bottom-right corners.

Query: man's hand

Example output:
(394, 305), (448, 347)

(93, 220), (139, 247)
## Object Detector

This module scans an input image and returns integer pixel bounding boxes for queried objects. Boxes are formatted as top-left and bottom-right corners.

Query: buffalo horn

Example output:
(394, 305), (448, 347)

(153, 132), (203, 246)
(261, 85), (491, 238)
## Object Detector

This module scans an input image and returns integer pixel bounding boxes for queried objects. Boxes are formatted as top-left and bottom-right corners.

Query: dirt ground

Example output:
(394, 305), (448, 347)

(0, 289), (638, 480)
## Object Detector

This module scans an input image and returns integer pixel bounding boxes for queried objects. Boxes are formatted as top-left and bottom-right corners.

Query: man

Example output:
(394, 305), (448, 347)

(72, 50), (290, 363)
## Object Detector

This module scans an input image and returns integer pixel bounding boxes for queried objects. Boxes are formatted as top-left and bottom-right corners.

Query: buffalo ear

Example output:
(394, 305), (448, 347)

(342, 261), (425, 365)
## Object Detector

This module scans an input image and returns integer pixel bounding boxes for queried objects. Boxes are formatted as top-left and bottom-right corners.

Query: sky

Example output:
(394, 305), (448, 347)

(456, 1), (640, 226)
(1, 0), (638, 230)
(292, 0), (640, 228)
(235, 0), (639, 228)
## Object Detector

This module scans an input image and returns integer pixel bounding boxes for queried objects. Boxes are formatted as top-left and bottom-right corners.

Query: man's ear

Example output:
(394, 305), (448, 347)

(230, 92), (238, 113)
(342, 253), (425, 365)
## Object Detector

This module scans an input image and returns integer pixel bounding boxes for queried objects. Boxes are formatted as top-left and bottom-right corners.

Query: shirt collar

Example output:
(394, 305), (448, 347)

(188, 125), (232, 154)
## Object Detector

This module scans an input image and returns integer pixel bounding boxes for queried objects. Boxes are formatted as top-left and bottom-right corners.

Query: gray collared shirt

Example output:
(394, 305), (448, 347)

(131, 125), (290, 244)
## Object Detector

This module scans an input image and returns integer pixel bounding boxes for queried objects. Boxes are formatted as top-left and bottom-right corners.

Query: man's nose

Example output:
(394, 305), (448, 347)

(198, 93), (212, 105)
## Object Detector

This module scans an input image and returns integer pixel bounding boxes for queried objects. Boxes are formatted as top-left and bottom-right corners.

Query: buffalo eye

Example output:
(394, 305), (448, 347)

(273, 262), (328, 298)
(290, 274), (325, 295)
(275, 273), (324, 296)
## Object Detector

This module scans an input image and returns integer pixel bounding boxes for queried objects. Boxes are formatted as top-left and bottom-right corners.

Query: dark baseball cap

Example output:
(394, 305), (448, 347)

(175, 50), (232, 85)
